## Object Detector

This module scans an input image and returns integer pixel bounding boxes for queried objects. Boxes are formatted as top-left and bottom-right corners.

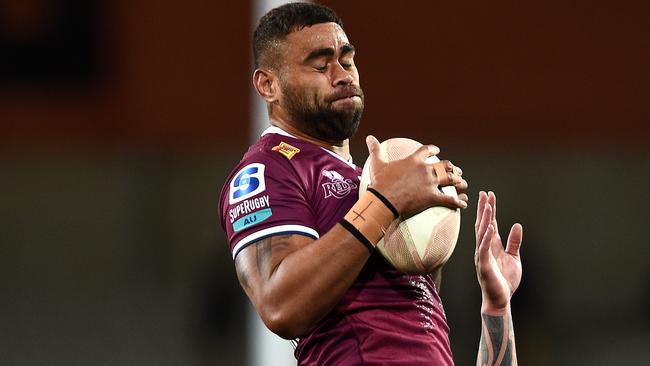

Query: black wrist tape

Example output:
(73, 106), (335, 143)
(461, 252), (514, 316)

(339, 219), (375, 253)
(367, 187), (399, 219)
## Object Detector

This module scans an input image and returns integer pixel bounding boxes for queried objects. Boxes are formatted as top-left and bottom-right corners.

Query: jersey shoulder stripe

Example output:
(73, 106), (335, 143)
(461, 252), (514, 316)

(231, 224), (319, 259)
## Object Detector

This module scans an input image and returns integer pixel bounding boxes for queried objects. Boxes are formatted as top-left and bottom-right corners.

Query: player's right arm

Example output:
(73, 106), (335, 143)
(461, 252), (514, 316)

(232, 136), (467, 339)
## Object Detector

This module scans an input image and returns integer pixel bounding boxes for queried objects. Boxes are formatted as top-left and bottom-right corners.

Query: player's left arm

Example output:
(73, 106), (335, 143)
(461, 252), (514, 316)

(474, 191), (523, 366)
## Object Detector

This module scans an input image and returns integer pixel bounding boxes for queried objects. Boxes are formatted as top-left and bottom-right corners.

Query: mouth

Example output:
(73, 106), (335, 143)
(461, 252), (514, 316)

(329, 92), (362, 103)
(327, 86), (363, 104)
(333, 95), (361, 102)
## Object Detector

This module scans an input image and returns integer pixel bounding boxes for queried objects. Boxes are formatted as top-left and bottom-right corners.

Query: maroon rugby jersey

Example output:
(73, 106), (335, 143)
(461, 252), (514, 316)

(219, 126), (454, 365)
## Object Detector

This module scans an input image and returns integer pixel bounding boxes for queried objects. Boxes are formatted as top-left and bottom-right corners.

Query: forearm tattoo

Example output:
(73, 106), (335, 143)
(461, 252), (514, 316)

(477, 312), (517, 366)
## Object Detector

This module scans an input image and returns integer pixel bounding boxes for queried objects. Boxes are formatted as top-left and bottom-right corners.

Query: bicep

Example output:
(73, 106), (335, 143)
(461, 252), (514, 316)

(234, 233), (314, 297)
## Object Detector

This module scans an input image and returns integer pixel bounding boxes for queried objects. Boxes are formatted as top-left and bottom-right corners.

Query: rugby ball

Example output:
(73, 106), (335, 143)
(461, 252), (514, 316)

(359, 138), (461, 274)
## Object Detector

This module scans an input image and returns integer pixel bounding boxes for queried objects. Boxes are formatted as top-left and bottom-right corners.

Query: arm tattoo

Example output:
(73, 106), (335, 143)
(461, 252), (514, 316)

(477, 313), (517, 366)
(256, 234), (293, 275)
(236, 234), (295, 291)
(255, 237), (273, 275)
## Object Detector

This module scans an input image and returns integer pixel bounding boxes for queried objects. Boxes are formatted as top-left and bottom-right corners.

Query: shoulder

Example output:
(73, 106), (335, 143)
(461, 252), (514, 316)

(218, 134), (316, 218)
(233, 132), (327, 183)
(233, 133), (313, 180)
(218, 133), (325, 255)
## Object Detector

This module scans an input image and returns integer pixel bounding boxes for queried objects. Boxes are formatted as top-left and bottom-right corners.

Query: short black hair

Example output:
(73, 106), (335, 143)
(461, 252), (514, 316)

(253, 2), (344, 69)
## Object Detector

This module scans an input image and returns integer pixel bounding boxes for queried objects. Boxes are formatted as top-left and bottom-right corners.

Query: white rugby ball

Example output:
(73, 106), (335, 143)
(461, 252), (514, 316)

(359, 138), (461, 274)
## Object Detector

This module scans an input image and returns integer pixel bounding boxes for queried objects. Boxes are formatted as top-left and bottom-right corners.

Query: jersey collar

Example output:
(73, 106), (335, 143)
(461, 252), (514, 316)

(261, 125), (296, 139)
(261, 126), (356, 168)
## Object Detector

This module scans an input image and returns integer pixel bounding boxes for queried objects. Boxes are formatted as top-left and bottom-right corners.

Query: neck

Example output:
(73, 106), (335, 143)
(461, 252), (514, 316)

(269, 116), (351, 161)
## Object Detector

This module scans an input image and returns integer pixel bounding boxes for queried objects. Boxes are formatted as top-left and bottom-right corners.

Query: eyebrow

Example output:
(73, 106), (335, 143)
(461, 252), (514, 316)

(304, 43), (356, 63)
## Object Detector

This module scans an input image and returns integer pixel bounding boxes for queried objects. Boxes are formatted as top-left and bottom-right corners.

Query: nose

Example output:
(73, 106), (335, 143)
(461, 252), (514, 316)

(331, 62), (353, 86)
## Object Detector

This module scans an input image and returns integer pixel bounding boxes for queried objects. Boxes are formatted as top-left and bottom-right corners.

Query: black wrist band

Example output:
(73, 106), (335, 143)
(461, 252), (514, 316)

(339, 219), (375, 253)
(367, 187), (399, 219)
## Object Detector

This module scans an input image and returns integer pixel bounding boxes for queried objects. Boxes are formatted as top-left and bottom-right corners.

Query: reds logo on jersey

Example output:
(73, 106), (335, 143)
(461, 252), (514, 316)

(321, 170), (357, 199)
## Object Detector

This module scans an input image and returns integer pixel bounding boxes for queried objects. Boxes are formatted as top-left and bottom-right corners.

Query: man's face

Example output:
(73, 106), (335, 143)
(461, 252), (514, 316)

(276, 22), (364, 143)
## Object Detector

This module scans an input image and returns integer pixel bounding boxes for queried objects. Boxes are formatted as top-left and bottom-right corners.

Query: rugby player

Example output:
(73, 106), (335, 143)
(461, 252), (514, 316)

(220, 3), (523, 365)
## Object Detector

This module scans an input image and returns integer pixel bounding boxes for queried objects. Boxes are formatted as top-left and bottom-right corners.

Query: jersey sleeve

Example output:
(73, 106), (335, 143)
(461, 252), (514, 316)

(219, 150), (318, 259)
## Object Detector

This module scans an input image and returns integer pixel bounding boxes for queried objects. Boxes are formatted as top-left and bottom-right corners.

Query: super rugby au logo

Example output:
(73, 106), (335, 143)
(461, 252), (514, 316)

(321, 170), (357, 199)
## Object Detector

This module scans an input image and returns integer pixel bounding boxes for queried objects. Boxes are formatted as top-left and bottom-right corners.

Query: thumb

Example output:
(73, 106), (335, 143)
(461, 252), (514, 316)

(505, 223), (523, 257)
(366, 135), (386, 172)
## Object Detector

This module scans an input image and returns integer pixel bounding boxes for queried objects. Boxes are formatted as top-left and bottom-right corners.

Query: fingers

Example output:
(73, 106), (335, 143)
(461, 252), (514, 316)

(487, 191), (496, 220)
(433, 189), (468, 209)
(485, 191), (508, 256)
(476, 191), (521, 259)
(505, 223), (523, 257)
(478, 223), (495, 267)
(475, 191), (487, 233)
(449, 176), (468, 209)
(487, 191), (499, 233)
(413, 144), (440, 161)
(433, 160), (462, 187)
(475, 200), (492, 251)
(454, 178), (468, 194)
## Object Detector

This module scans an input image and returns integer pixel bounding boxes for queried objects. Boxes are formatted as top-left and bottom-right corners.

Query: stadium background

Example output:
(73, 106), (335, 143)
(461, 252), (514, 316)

(0, 0), (648, 365)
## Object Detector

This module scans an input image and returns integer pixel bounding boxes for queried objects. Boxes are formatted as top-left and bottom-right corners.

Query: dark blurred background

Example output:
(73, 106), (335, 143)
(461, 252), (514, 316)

(0, 0), (648, 365)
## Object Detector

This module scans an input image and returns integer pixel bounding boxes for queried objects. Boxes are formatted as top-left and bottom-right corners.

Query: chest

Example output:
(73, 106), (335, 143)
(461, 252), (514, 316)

(302, 157), (361, 235)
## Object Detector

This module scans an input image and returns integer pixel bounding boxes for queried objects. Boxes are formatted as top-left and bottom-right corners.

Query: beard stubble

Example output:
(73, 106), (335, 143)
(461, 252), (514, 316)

(280, 81), (365, 143)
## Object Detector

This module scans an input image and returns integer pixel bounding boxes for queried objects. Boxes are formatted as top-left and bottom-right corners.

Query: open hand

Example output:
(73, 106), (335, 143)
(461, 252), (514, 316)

(474, 191), (523, 312)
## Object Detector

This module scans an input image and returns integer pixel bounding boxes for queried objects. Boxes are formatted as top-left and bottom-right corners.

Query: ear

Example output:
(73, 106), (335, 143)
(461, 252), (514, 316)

(253, 68), (279, 104)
